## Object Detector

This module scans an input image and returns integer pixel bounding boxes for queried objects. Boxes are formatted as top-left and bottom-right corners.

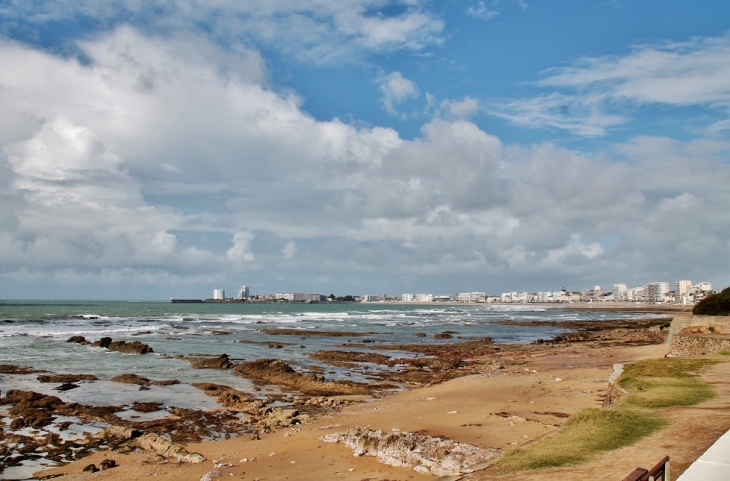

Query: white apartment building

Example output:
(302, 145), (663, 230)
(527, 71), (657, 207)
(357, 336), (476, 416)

(676, 281), (713, 304)
(401, 293), (414, 302)
(414, 293), (434, 302)
(213, 289), (225, 300)
(456, 292), (486, 303)
(236, 285), (250, 300)
(676, 280), (692, 298)
(645, 282), (670, 303)
(501, 292), (528, 303)
(612, 284), (629, 302)
(363, 295), (382, 302)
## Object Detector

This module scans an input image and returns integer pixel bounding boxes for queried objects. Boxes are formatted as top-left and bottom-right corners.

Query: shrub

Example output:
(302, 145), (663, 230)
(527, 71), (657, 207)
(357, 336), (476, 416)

(693, 286), (730, 316)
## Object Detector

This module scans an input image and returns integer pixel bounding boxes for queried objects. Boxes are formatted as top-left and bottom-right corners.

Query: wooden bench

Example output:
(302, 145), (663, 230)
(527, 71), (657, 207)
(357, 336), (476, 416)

(622, 456), (670, 481)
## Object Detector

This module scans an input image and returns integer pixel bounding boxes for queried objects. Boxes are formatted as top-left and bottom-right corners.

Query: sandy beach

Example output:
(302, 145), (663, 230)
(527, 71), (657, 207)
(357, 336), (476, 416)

(25, 307), (730, 481)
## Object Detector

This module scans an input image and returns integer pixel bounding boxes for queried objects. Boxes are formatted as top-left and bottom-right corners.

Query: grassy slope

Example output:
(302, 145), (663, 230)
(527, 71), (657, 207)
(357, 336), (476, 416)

(494, 358), (719, 471)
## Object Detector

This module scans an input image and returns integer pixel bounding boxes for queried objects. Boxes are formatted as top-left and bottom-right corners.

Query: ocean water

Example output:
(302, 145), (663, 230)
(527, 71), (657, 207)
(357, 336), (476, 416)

(0, 300), (660, 407)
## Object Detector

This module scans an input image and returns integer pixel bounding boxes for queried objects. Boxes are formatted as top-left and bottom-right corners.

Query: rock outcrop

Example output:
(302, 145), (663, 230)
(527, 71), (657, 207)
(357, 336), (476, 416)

(69, 335), (154, 354)
(96, 338), (154, 354)
(103, 427), (206, 463)
(320, 427), (501, 476)
(233, 358), (375, 396)
(133, 433), (206, 463)
(110, 373), (179, 386)
(181, 354), (234, 369)
(38, 374), (98, 383)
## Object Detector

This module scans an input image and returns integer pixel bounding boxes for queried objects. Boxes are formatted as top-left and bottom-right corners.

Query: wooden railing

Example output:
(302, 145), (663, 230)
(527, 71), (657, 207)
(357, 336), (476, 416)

(622, 456), (670, 481)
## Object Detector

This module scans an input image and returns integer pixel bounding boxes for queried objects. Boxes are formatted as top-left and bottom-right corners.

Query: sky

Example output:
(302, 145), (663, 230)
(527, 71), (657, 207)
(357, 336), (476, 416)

(1, 0), (729, 299)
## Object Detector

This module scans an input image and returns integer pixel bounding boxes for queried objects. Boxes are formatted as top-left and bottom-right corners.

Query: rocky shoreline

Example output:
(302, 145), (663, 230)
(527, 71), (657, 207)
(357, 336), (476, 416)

(0, 318), (669, 479)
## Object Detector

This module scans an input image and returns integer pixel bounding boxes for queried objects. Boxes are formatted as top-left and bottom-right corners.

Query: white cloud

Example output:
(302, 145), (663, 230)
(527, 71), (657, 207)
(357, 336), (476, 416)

(491, 33), (730, 136)
(538, 34), (730, 107)
(440, 96), (480, 119)
(0, 0), (445, 64)
(465, 2), (499, 20)
(282, 240), (298, 259)
(226, 233), (255, 264)
(491, 92), (626, 137)
(377, 71), (420, 116)
(1, 27), (729, 296)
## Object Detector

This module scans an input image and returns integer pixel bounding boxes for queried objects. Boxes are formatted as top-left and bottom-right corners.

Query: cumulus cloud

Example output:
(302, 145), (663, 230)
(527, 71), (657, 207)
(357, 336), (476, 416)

(377, 71), (420, 116)
(1, 26), (729, 297)
(491, 33), (730, 136)
(226, 233), (255, 264)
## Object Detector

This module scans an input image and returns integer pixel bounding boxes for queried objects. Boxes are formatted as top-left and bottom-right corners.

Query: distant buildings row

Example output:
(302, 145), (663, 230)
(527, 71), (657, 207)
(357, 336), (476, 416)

(207, 279), (715, 305)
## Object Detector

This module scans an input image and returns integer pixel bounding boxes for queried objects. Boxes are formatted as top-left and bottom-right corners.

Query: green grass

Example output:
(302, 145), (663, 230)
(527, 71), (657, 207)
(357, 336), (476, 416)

(494, 357), (720, 472)
(495, 408), (670, 470)
(718, 351), (730, 356)
(618, 358), (717, 408)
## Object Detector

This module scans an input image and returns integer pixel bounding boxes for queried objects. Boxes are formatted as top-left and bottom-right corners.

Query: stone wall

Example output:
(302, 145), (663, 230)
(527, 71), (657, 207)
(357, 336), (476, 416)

(668, 314), (730, 356)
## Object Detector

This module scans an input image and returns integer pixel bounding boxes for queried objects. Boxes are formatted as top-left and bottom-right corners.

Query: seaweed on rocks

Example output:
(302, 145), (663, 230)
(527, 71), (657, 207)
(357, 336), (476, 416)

(232, 358), (380, 396)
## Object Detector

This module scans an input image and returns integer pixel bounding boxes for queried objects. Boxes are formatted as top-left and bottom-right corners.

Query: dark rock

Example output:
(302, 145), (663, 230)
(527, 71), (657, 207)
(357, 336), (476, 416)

(185, 354), (234, 369)
(434, 332), (453, 339)
(83, 464), (99, 473)
(53, 383), (79, 391)
(66, 336), (88, 344)
(150, 379), (180, 386)
(38, 374), (98, 383)
(100, 458), (117, 470)
(111, 373), (150, 385)
(98, 337), (112, 348)
(233, 358), (374, 396)
(106, 340), (154, 354)
(131, 402), (163, 413)
(0, 364), (43, 374)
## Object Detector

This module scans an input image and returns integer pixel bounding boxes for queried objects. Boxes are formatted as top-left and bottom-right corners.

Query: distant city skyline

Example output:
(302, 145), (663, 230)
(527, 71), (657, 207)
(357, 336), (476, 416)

(1, 2), (729, 299)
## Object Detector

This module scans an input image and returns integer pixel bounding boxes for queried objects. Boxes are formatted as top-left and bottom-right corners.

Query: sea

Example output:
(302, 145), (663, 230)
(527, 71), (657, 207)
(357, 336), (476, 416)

(0, 300), (660, 479)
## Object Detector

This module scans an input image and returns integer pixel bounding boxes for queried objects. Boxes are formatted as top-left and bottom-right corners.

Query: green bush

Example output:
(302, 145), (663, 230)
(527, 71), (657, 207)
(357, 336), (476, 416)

(693, 286), (730, 316)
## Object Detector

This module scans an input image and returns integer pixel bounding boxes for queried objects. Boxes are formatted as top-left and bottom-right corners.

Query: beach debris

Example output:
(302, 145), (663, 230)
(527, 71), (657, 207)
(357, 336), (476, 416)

(100, 459), (117, 470)
(320, 427), (501, 476)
